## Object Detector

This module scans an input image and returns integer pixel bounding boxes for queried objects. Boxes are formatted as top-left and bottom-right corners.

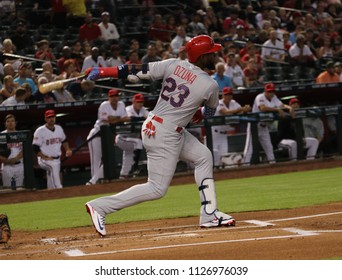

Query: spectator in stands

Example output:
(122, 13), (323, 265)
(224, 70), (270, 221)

(0, 87), (26, 106)
(50, 0), (67, 28)
(334, 62), (342, 82)
(261, 29), (286, 80)
(277, 98), (319, 161)
(33, 76), (56, 104)
(243, 58), (263, 88)
(57, 46), (73, 73)
(147, 14), (170, 42)
(165, 15), (177, 37)
(9, 21), (34, 52)
(38, 61), (57, 82)
(0, 75), (17, 101)
(61, 59), (79, 79)
(14, 63), (38, 93)
(79, 12), (101, 42)
(106, 45), (125, 67)
(204, 6), (222, 34)
(63, 0), (87, 27)
(288, 34), (316, 80)
(211, 62), (233, 90)
(98, 11), (120, 42)
(35, 39), (56, 62)
(70, 40), (83, 71)
(243, 83), (292, 165)
(317, 35), (335, 60)
(129, 39), (144, 60)
(81, 47), (106, 73)
(141, 43), (162, 64)
(0, 38), (21, 71)
(2, 63), (15, 78)
(224, 52), (246, 89)
(52, 76), (75, 103)
(170, 26), (191, 55)
(188, 10), (208, 36)
(125, 50), (141, 65)
(21, 83), (33, 103)
(222, 6), (247, 34)
(316, 60), (340, 84)
(66, 79), (95, 100)
(240, 43), (263, 72)
(211, 86), (251, 168)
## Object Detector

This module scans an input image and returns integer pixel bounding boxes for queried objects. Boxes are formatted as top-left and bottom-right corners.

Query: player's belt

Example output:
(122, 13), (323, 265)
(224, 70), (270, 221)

(151, 115), (183, 133)
(214, 129), (227, 134)
(259, 123), (267, 128)
(52, 156), (60, 159)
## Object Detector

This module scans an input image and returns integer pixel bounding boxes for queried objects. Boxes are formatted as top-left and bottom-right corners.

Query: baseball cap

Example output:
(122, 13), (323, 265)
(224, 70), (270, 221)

(45, 110), (56, 118)
(108, 89), (121, 97)
(289, 98), (300, 105)
(222, 87), (233, 95)
(265, 83), (276, 92)
(133, 93), (144, 102)
(101, 11), (110, 16)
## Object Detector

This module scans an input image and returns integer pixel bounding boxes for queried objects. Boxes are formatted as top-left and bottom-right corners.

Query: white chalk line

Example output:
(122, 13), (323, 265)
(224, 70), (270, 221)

(64, 227), (318, 257)
(63, 210), (342, 257)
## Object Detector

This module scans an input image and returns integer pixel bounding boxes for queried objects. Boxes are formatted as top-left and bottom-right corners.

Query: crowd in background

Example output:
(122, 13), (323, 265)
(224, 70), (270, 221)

(0, 0), (341, 106)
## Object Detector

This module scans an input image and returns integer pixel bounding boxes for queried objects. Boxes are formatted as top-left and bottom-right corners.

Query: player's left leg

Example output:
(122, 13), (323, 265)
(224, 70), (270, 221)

(179, 130), (235, 227)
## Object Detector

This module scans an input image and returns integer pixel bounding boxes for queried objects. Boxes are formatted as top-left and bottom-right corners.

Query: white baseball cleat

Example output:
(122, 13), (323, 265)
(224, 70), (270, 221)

(85, 203), (106, 236)
(200, 210), (235, 228)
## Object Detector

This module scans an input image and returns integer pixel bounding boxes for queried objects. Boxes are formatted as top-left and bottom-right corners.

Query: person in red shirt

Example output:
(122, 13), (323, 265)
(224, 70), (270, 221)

(147, 14), (170, 42)
(35, 40), (56, 61)
(79, 12), (101, 42)
(222, 7), (247, 34)
(240, 43), (263, 73)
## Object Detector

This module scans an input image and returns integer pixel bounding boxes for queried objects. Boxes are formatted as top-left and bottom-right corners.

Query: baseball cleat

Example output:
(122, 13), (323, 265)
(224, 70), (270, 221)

(85, 203), (106, 236)
(200, 211), (235, 228)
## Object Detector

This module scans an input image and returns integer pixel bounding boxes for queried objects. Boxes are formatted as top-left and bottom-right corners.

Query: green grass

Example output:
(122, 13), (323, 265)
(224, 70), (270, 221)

(1, 167), (342, 231)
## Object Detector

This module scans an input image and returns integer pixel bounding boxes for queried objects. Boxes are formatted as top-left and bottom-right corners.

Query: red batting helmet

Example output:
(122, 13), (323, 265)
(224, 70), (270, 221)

(186, 35), (222, 63)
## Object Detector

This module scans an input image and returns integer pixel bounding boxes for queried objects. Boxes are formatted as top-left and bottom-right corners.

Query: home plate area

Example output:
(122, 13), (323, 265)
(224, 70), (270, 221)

(1, 203), (342, 260)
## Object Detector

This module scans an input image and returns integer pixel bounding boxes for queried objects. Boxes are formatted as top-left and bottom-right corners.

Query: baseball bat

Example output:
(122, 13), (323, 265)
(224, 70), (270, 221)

(1, 52), (57, 64)
(39, 74), (87, 94)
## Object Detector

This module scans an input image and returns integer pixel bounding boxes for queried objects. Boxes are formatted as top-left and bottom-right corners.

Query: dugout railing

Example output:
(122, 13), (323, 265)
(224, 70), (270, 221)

(1, 105), (341, 188)
(99, 104), (342, 180)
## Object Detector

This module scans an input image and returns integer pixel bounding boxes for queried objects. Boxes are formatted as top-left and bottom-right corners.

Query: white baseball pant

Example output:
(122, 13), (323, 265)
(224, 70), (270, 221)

(211, 129), (228, 167)
(88, 115), (215, 217)
(243, 123), (275, 165)
(278, 137), (319, 160)
(88, 130), (103, 184)
(1, 162), (24, 187)
(115, 135), (143, 177)
(38, 158), (62, 189)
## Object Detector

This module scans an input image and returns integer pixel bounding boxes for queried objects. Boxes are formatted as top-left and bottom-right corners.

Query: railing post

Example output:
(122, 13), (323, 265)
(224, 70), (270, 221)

(100, 125), (116, 180)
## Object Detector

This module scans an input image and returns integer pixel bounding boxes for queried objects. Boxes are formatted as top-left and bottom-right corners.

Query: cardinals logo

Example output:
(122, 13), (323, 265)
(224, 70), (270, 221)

(143, 121), (156, 137)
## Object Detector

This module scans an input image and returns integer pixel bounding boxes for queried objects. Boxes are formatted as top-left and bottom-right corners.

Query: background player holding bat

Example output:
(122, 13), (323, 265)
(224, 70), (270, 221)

(84, 35), (235, 236)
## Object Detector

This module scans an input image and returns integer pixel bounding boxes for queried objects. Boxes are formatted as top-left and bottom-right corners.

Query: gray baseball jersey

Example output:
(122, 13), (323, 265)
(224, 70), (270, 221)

(88, 58), (221, 221)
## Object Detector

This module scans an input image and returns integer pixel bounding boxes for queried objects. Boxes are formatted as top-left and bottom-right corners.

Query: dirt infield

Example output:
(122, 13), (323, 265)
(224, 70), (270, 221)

(0, 158), (342, 260)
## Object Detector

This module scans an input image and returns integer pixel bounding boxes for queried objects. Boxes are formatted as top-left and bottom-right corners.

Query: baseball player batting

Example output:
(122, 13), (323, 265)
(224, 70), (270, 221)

(33, 110), (72, 189)
(0, 114), (24, 188)
(85, 35), (235, 236)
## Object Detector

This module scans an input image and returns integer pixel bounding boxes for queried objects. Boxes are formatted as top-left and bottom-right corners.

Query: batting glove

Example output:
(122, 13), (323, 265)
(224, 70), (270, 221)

(86, 67), (100, 81)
